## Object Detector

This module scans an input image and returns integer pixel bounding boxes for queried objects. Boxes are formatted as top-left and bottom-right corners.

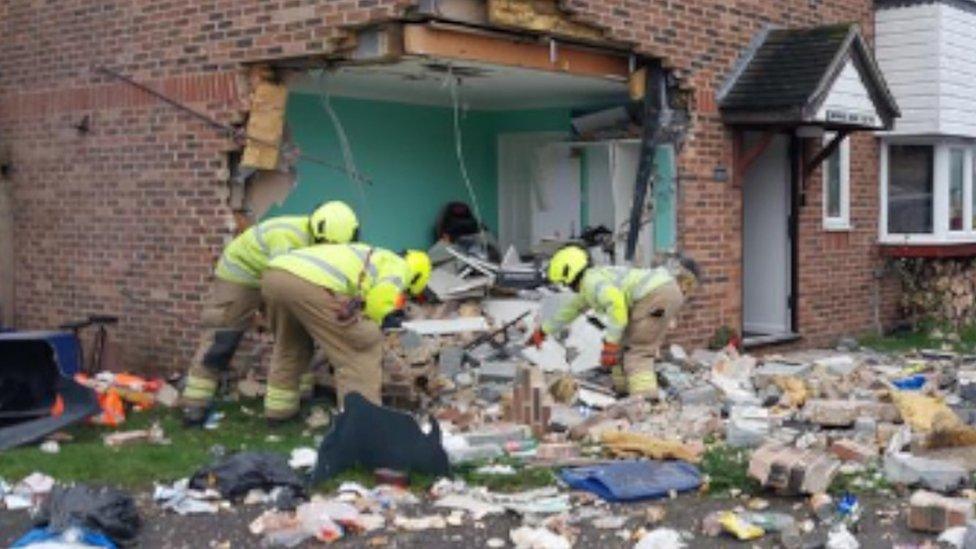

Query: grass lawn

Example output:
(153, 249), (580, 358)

(0, 398), (315, 488)
(859, 324), (976, 354)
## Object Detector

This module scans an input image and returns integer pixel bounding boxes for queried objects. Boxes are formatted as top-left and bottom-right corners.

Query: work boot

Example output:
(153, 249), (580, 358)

(182, 405), (209, 427)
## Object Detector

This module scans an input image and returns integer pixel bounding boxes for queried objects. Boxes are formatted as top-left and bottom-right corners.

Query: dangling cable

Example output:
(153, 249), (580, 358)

(316, 69), (370, 227)
(447, 69), (488, 253)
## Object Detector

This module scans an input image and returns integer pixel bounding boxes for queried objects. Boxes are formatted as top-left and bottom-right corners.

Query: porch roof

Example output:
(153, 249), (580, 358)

(718, 24), (900, 130)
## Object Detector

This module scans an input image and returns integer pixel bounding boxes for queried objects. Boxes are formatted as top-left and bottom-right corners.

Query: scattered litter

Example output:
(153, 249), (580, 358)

(103, 422), (169, 447)
(288, 447), (318, 470)
(509, 525), (571, 549)
(38, 440), (60, 454)
(306, 407), (331, 429)
(154, 480), (221, 515)
(633, 528), (686, 549)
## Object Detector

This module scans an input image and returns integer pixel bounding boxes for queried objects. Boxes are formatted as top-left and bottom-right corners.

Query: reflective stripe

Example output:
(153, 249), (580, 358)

(183, 375), (217, 400)
(605, 325), (625, 343)
(217, 256), (258, 283)
(265, 385), (300, 412)
(254, 222), (309, 257)
(288, 251), (354, 292)
(627, 371), (659, 394)
(591, 280), (610, 300)
(378, 274), (405, 290)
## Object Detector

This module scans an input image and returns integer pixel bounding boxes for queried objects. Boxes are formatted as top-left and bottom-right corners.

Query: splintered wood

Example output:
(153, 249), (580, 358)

(507, 366), (553, 437)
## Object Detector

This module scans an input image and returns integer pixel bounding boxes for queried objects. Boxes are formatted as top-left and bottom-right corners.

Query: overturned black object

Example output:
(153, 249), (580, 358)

(313, 392), (450, 482)
(35, 485), (141, 547)
(189, 451), (306, 501)
(0, 334), (99, 451)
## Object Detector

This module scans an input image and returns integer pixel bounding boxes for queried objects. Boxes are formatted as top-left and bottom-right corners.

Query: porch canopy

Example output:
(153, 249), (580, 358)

(718, 24), (899, 131)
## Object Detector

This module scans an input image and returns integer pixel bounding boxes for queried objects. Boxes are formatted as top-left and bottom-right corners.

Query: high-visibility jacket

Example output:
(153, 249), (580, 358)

(267, 243), (410, 298)
(215, 216), (312, 287)
(542, 266), (675, 343)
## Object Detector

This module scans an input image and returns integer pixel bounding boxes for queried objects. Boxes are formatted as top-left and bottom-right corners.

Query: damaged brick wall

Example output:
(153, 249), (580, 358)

(558, 0), (900, 347)
(0, 0), (900, 372)
(0, 0), (412, 371)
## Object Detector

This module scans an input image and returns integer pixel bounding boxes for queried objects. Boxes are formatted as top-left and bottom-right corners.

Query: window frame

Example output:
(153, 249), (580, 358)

(822, 133), (851, 231)
(879, 137), (976, 244)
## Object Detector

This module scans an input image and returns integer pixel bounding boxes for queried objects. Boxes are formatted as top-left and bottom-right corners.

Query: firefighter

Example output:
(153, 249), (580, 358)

(259, 243), (431, 422)
(531, 245), (700, 397)
(181, 201), (359, 425)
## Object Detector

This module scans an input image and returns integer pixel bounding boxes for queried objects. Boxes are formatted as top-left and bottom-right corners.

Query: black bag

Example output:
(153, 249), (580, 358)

(36, 485), (141, 547)
(189, 451), (306, 501)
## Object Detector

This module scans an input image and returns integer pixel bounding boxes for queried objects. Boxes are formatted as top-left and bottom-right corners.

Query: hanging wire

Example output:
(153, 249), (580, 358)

(446, 68), (489, 253)
(315, 69), (370, 226)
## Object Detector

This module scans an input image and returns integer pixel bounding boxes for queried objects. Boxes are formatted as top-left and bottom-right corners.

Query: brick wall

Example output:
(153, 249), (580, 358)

(0, 0), (899, 372)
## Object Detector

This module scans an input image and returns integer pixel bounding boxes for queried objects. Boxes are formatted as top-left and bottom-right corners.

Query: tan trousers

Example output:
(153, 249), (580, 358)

(622, 280), (685, 381)
(183, 279), (262, 407)
(261, 269), (383, 418)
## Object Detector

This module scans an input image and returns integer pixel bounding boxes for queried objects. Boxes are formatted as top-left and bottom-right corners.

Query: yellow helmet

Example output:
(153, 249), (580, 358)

(547, 245), (589, 286)
(364, 281), (406, 323)
(309, 201), (359, 244)
(403, 250), (432, 296)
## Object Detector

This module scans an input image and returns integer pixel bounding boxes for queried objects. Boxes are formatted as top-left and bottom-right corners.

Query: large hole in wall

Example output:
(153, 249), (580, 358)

(246, 58), (678, 266)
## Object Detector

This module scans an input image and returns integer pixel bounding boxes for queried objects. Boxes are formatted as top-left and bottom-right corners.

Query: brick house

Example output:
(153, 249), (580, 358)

(0, 0), (905, 373)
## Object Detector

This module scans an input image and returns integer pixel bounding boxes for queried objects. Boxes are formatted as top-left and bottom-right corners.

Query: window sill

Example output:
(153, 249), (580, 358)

(878, 242), (976, 258)
(822, 222), (852, 232)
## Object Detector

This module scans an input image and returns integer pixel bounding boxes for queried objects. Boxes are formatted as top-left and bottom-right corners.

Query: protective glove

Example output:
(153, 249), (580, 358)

(530, 328), (547, 349)
(600, 341), (621, 368)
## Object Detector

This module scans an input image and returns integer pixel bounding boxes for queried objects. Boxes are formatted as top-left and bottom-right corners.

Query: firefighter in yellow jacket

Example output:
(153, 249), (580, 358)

(181, 201), (359, 425)
(260, 243), (431, 421)
(531, 245), (700, 397)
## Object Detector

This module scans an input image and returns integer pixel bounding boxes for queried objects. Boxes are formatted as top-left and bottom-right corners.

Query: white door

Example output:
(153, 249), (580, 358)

(742, 133), (792, 336)
(497, 132), (576, 253)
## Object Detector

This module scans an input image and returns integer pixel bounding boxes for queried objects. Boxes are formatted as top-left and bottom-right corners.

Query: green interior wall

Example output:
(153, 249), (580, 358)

(270, 94), (570, 251)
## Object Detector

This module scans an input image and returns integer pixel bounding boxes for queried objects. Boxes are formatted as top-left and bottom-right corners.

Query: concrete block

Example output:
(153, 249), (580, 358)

(748, 445), (840, 495)
(753, 362), (812, 388)
(535, 442), (580, 461)
(727, 406), (770, 448)
(829, 439), (878, 463)
(478, 360), (518, 382)
(438, 346), (464, 377)
(803, 399), (900, 427)
(907, 490), (975, 533)
(884, 452), (968, 492)
(813, 355), (857, 376)
(679, 384), (720, 407)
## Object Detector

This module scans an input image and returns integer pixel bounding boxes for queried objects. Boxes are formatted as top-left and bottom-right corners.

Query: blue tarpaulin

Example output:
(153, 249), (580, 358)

(560, 460), (702, 502)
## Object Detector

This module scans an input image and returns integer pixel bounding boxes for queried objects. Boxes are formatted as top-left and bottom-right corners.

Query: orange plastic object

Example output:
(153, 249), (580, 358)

(91, 388), (126, 427)
(50, 394), (65, 418)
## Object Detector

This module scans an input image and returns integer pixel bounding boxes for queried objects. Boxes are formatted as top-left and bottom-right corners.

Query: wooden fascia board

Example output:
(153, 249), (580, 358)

(402, 23), (630, 80)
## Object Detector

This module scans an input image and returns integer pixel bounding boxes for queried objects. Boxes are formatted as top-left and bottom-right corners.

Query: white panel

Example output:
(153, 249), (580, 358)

(875, 3), (942, 135)
(937, 3), (976, 138)
(531, 149), (581, 244)
(497, 132), (567, 253)
(876, 2), (976, 137)
(584, 145), (614, 230)
(743, 134), (791, 336)
(815, 59), (882, 127)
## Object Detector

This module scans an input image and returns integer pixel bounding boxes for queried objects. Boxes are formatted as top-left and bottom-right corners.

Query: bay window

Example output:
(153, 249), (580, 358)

(880, 140), (976, 243)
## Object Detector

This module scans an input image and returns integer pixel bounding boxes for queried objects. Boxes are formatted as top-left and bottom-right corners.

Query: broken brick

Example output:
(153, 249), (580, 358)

(828, 439), (877, 463)
(907, 490), (975, 533)
(802, 399), (900, 427)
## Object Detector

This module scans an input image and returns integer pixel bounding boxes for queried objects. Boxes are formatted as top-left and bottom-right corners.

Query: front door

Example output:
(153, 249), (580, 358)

(742, 133), (793, 338)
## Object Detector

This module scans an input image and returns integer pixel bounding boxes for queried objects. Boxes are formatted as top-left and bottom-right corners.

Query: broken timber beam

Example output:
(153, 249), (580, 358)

(624, 61), (666, 262)
(402, 23), (629, 80)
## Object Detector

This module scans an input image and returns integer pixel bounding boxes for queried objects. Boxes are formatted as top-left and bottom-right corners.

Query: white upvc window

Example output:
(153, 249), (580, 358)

(823, 133), (850, 231)
(879, 138), (976, 244)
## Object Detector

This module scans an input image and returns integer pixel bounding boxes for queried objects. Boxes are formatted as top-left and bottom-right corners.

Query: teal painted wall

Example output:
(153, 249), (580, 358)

(270, 94), (570, 251)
